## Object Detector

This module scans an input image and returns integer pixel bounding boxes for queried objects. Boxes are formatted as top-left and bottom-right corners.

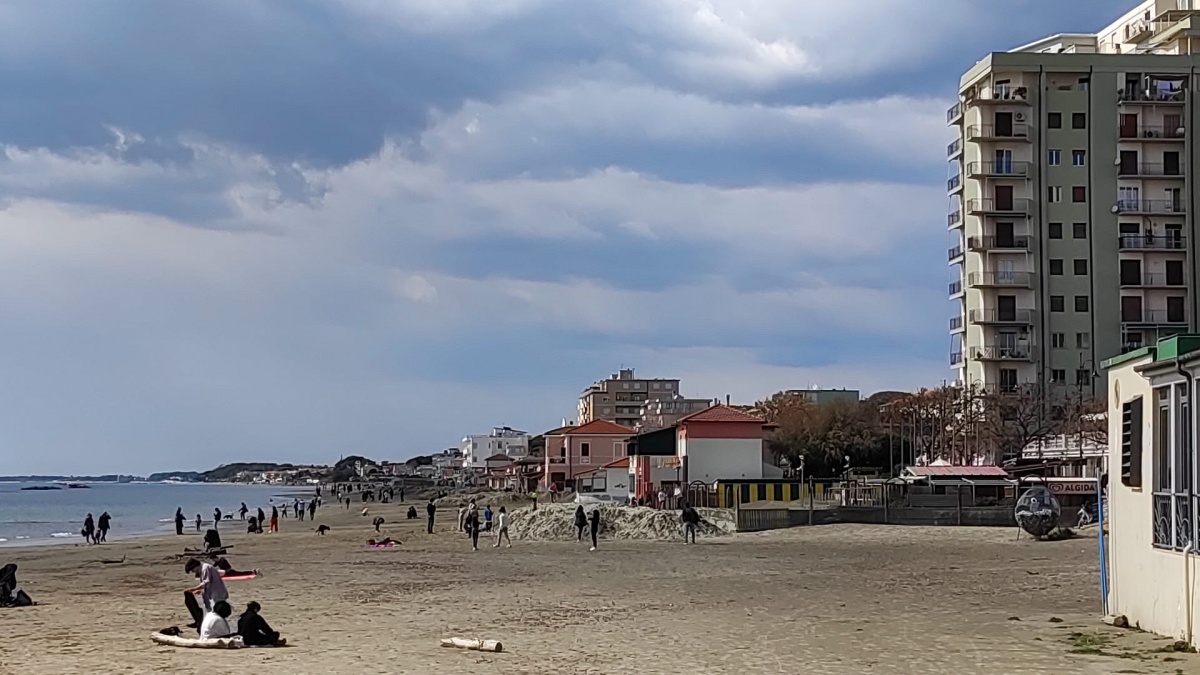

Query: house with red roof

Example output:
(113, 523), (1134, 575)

(542, 419), (634, 491)
(676, 404), (773, 484)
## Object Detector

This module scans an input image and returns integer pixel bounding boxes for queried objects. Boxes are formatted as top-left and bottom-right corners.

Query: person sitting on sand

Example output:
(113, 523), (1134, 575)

(200, 600), (235, 640)
(407, 505), (418, 520)
(237, 601), (283, 647)
(213, 557), (256, 578)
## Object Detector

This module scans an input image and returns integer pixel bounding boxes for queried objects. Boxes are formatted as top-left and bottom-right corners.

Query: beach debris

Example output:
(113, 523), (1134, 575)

(509, 504), (734, 541)
(440, 637), (503, 653)
(1102, 614), (1129, 628)
(150, 632), (244, 649)
(1048, 617), (1064, 623)
(96, 556), (126, 565)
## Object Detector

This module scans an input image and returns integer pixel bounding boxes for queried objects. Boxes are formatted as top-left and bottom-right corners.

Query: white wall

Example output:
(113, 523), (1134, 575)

(680, 438), (764, 483)
(1107, 354), (1200, 643)
(461, 433), (530, 468)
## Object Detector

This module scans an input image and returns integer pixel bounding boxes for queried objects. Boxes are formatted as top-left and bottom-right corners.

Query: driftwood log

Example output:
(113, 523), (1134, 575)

(439, 637), (503, 653)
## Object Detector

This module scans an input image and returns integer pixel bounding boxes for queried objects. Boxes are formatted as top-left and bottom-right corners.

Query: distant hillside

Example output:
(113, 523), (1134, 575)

(145, 471), (205, 483)
(203, 462), (298, 482)
(0, 474), (140, 482)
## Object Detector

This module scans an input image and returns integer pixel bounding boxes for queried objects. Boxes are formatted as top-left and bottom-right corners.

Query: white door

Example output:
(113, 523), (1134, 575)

(997, 259), (1015, 284)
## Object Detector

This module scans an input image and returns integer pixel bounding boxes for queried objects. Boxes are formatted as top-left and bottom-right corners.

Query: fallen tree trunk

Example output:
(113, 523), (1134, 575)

(440, 637), (503, 653)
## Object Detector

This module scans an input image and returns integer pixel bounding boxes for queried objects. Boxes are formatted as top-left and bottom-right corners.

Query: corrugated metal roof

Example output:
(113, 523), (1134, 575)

(909, 465), (1010, 477)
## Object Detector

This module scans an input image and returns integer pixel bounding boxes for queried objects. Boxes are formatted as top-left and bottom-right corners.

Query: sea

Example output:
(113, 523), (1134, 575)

(0, 481), (318, 547)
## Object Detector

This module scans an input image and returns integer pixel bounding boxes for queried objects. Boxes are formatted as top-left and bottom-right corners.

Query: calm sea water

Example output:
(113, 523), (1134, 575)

(0, 482), (317, 546)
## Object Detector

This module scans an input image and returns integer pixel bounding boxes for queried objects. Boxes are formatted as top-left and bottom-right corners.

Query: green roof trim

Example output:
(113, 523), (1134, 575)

(1154, 335), (1200, 363)
(1102, 346), (1155, 370)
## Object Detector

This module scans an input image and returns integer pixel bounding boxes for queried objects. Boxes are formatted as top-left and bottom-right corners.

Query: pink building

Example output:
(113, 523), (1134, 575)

(543, 419), (633, 490)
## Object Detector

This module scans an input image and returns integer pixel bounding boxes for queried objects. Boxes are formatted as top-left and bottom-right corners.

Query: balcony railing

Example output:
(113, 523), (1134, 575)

(975, 86), (1030, 103)
(968, 235), (1030, 251)
(967, 161), (1029, 178)
(1120, 273), (1185, 288)
(947, 175), (961, 192)
(974, 345), (1032, 361)
(1119, 87), (1186, 104)
(969, 271), (1031, 287)
(967, 198), (1032, 215)
(1117, 162), (1184, 177)
(949, 316), (964, 331)
(948, 281), (963, 296)
(1119, 125), (1186, 140)
(1116, 199), (1185, 215)
(1122, 309), (1188, 325)
(948, 245), (963, 261)
(1119, 235), (1186, 250)
(947, 138), (962, 157)
(970, 309), (1033, 324)
(967, 124), (1031, 141)
(950, 351), (963, 366)
(947, 210), (962, 228)
(946, 103), (963, 124)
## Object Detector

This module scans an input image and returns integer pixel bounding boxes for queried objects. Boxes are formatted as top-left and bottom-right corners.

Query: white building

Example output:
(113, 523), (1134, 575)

(1104, 334), (1200, 645)
(460, 427), (530, 468)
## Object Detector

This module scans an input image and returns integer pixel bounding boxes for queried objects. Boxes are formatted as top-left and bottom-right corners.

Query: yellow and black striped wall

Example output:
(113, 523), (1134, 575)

(710, 480), (828, 508)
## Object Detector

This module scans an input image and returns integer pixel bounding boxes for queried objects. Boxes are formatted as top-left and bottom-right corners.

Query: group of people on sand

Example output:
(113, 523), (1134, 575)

(171, 499), (321, 538)
(182, 557), (282, 646)
(79, 512), (111, 545)
(450, 499), (512, 551)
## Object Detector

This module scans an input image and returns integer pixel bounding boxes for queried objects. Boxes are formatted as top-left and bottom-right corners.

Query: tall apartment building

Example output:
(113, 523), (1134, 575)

(949, 0), (1200, 397)
(460, 427), (530, 468)
(578, 368), (681, 428)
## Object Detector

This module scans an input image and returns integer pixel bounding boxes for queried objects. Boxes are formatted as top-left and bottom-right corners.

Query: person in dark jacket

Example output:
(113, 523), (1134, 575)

(237, 601), (282, 647)
(213, 508), (222, 530)
(239, 502), (248, 520)
(97, 512), (111, 543)
(175, 508), (185, 536)
(82, 514), (96, 545)
(256, 508), (266, 534)
(588, 509), (601, 552)
(574, 506), (587, 542)
(681, 502), (701, 544)
(426, 499), (437, 534)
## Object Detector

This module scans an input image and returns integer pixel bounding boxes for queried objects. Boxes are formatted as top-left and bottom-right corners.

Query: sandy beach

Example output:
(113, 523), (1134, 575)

(1, 498), (1196, 675)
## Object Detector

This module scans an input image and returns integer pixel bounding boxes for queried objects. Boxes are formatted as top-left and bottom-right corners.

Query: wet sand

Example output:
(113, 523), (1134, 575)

(0, 499), (1195, 675)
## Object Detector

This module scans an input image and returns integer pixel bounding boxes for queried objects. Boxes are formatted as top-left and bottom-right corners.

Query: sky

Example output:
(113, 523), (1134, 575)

(0, 0), (1134, 475)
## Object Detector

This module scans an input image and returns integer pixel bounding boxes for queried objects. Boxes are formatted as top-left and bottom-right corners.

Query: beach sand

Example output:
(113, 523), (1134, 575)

(0, 499), (1195, 675)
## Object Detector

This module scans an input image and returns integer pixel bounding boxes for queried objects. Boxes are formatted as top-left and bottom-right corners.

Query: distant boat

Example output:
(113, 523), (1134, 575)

(66, 483), (90, 489)
(20, 485), (62, 491)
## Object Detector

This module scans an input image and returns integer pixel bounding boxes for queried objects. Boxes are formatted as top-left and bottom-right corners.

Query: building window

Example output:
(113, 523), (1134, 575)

(1049, 259), (1063, 275)
(1049, 222), (1062, 239)
(1048, 112), (1062, 128)
(614, 441), (625, 456)
(622, 383), (630, 389)
(1075, 369), (1090, 387)
(1072, 186), (1087, 202)
(1072, 150), (1086, 166)
(1072, 112), (1086, 129)
(1048, 149), (1062, 166)
(1152, 384), (1194, 551)
(1073, 222), (1087, 239)
(1074, 295), (1089, 312)
(1050, 295), (1065, 312)
(1051, 369), (1066, 383)
(580, 442), (590, 462)
(1048, 186), (1062, 202)
(1076, 333), (1090, 349)
(1121, 396), (1143, 487)
(1074, 259), (1088, 275)
(1051, 333), (1066, 348)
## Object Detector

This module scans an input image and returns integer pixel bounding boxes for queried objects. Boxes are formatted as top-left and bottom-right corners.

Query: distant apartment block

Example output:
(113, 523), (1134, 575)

(948, 0), (1200, 397)
(775, 387), (860, 406)
(578, 368), (681, 428)
(637, 396), (714, 430)
(460, 427), (529, 468)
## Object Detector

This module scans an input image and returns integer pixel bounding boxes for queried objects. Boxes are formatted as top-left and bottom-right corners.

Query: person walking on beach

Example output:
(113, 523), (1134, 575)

(256, 507), (266, 534)
(548, 483), (557, 503)
(530, 489), (538, 511)
(175, 508), (185, 536)
(681, 502), (700, 545)
(588, 509), (601, 551)
(269, 505), (279, 533)
(82, 514), (95, 545)
(213, 507), (222, 529)
(399, 487), (405, 503)
(426, 499), (437, 534)
(484, 505), (493, 532)
(465, 506), (481, 551)
(97, 512), (111, 543)
(493, 506), (512, 548)
(195, 514), (202, 533)
(573, 505), (587, 541)
(307, 499), (316, 520)
(239, 502), (248, 521)
(457, 505), (467, 534)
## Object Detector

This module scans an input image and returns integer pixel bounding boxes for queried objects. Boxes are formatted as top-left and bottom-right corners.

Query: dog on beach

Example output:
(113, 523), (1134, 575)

(315, 525), (330, 535)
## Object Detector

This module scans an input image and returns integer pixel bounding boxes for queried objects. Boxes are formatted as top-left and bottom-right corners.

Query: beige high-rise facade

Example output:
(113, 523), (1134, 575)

(578, 368), (681, 428)
(950, 0), (1200, 397)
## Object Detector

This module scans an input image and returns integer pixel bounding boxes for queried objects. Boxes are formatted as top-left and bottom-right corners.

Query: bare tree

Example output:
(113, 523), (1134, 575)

(979, 383), (1056, 462)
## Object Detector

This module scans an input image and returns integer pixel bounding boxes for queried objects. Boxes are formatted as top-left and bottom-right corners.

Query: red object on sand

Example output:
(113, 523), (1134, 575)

(220, 573), (258, 581)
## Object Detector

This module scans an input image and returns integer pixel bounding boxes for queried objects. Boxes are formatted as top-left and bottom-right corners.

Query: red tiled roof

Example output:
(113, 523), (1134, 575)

(563, 419), (635, 436)
(909, 465), (1010, 478)
(678, 404), (765, 424)
(601, 458), (630, 469)
(540, 425), (578, 436)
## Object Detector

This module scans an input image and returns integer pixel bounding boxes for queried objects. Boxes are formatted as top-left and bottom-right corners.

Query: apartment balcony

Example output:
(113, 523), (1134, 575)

(1119, 235), (1187, 251)
(1120, 273), (1186, 289)
(948, 280), (964, 297)
(969, 271), (1031, 288)
(947, 175), (962, 194)
(1119, 87), (1187, 105)
(950, 351), (964, 367)
(973, 345), (1033, 362)
(949, 316), (964, 333)
(967, 198), (1031, 216)
(947, 138), (963, 158)
(947, 103), (963, 125)
(967, 161), (1030, 179)
(1119, 125), (1186, 141)
(970, 309), (1033, 325)
(1116, 199), (1186, 215)
(1122, 310), (1188, 327)
(1118, 162), (1185, 178)
(973, 87), (1031, 105)
(968, 235), (1030, 252)
(947, 209), (962, 229)
(948, 245), (964, 262)
(966, 124), (1031, 142)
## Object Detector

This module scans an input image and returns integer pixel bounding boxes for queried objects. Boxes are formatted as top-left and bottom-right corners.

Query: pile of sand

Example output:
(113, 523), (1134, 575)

(509, 504), (735, 541)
